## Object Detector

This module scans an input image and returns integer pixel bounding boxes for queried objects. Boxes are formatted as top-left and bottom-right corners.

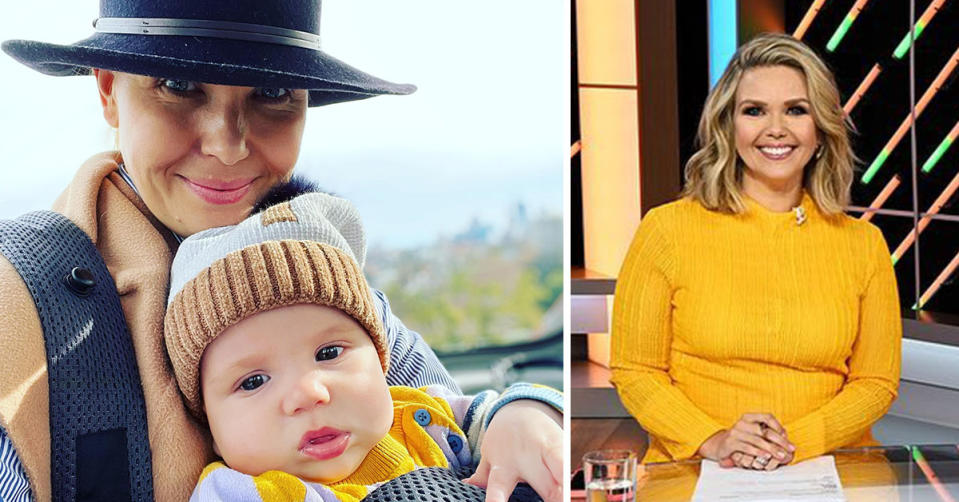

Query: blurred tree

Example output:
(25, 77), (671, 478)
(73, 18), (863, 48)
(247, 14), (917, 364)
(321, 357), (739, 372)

(370, 213), (560, 352)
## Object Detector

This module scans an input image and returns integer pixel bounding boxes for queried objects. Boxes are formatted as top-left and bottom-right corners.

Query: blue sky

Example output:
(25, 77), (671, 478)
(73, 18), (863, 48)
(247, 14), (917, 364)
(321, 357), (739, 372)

(0, 0), (565, 249)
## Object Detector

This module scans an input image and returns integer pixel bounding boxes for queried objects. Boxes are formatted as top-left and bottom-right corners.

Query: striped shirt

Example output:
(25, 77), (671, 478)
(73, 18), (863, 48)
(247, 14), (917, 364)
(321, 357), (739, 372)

(0, 426), (30, 502)
(377, 289), (461, 394)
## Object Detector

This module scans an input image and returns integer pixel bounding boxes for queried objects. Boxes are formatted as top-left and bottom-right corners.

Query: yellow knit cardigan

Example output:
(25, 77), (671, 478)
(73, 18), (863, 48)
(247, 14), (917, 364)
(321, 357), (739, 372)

(610, 194), (901, 464)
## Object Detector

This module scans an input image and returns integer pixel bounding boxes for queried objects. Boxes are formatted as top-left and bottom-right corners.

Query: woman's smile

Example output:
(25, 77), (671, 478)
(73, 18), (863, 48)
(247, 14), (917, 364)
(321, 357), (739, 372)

(756, 144), (797, 161)
(179, 175), (257, 205)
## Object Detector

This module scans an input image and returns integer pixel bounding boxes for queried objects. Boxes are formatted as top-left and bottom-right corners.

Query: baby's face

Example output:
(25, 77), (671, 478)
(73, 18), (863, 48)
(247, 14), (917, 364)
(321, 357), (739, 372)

(200, 303), (393, 483)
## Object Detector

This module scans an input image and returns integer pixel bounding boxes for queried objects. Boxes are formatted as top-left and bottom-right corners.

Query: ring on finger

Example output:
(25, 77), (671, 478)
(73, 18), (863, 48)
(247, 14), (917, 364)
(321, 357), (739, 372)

(754, 456), (770, 467)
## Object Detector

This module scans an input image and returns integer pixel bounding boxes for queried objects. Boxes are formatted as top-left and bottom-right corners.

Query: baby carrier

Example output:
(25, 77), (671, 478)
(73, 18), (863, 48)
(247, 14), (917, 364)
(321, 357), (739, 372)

(0, 210), (153, 501)
(0, 211), (542, 502)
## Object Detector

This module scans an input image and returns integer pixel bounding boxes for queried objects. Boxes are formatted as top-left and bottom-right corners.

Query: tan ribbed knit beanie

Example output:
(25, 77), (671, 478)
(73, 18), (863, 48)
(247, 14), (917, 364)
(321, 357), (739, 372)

(164, 193), (387, 419)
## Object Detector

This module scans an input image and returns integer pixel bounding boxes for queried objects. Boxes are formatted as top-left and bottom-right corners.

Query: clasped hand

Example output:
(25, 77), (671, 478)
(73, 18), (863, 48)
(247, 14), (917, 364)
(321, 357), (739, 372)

(698, 413), (796, 471)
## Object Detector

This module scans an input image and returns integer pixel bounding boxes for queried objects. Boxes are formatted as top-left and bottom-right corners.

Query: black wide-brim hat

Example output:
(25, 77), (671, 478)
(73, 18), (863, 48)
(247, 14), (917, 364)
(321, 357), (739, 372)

(1, 0), (415, 107)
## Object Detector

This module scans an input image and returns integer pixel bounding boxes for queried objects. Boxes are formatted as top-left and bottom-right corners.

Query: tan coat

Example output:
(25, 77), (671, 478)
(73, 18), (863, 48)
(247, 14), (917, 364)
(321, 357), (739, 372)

(0, 152), (214, 501)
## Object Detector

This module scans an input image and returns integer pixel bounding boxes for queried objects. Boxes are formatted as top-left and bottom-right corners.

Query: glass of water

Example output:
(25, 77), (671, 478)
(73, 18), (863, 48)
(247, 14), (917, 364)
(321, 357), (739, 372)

(583, 449), (638, 502)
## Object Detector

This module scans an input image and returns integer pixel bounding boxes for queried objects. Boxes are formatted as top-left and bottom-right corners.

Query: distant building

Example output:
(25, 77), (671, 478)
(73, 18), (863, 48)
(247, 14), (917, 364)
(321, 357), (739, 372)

(452, 217), (492, 244)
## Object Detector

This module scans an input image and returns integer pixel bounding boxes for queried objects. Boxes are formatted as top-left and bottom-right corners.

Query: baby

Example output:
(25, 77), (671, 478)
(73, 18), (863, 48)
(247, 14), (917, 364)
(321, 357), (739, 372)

(163, 191), (563, 501)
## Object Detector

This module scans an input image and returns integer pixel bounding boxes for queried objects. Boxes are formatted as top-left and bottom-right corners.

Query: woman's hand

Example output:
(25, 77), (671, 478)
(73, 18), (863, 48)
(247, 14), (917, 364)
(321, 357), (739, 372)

(698, 413), (795, 470)
(464, 400), (563, 502)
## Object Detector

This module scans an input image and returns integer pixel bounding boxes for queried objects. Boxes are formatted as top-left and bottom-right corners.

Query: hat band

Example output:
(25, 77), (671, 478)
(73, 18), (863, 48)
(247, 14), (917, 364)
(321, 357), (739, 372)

(93, 17), (321, 50)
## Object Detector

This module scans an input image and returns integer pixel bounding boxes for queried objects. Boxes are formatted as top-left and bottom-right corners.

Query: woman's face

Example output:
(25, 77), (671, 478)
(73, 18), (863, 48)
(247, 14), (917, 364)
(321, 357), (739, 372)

(733, 65), (819, 196)
(95, 71), (308, 236)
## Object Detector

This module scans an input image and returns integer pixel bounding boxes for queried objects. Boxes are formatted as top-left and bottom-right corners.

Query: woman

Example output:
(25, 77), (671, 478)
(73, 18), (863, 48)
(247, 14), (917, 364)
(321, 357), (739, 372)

(0, 2), (562, 501)
(610, 33), (901, 471)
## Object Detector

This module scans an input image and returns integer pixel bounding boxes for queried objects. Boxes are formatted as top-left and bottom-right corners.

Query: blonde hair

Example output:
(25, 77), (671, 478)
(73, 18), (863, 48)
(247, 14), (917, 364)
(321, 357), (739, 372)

(682, 33), (855, 215)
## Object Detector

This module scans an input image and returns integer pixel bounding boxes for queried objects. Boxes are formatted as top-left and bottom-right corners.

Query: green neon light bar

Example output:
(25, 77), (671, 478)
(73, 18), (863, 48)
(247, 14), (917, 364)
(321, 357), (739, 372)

(826, 18), (854, 52)
(862, 150), (889, 184)
(894, 23), (926, 59)
(922, 121), (959, 174)
(893, 0), (946, 60)
(826, 0), (870, 52)
(922, 138), (952, 173)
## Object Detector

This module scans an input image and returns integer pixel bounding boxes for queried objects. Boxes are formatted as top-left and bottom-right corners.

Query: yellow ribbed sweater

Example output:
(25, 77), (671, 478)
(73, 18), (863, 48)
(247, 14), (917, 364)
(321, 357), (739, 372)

(610, 193), (901, 464)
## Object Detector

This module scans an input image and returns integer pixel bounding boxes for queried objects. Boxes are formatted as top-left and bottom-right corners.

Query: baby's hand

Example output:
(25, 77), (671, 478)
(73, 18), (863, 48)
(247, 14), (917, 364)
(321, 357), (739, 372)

(464, 399), (563, 502)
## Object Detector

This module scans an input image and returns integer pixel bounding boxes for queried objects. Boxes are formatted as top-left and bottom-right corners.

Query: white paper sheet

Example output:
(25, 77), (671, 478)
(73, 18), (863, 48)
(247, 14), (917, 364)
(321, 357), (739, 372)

(692, 455), (846, 501)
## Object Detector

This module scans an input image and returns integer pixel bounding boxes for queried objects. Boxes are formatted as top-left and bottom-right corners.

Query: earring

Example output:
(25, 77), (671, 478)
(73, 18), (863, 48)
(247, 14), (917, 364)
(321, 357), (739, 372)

(815, 144), (824, 160)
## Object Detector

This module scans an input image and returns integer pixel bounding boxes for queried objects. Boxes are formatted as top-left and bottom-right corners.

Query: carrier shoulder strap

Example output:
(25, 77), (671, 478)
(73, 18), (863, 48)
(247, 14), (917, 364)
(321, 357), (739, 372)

(0, 210), (153, 502)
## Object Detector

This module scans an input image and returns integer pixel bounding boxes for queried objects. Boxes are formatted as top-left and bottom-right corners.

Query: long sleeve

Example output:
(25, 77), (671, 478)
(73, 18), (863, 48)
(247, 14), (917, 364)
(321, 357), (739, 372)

(376, 290), (463, 394)
(609, 195), (903, 464)
(422, 383), (564, 467)
(609, 209), (725, 460)
(783, 225), (901, 462)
